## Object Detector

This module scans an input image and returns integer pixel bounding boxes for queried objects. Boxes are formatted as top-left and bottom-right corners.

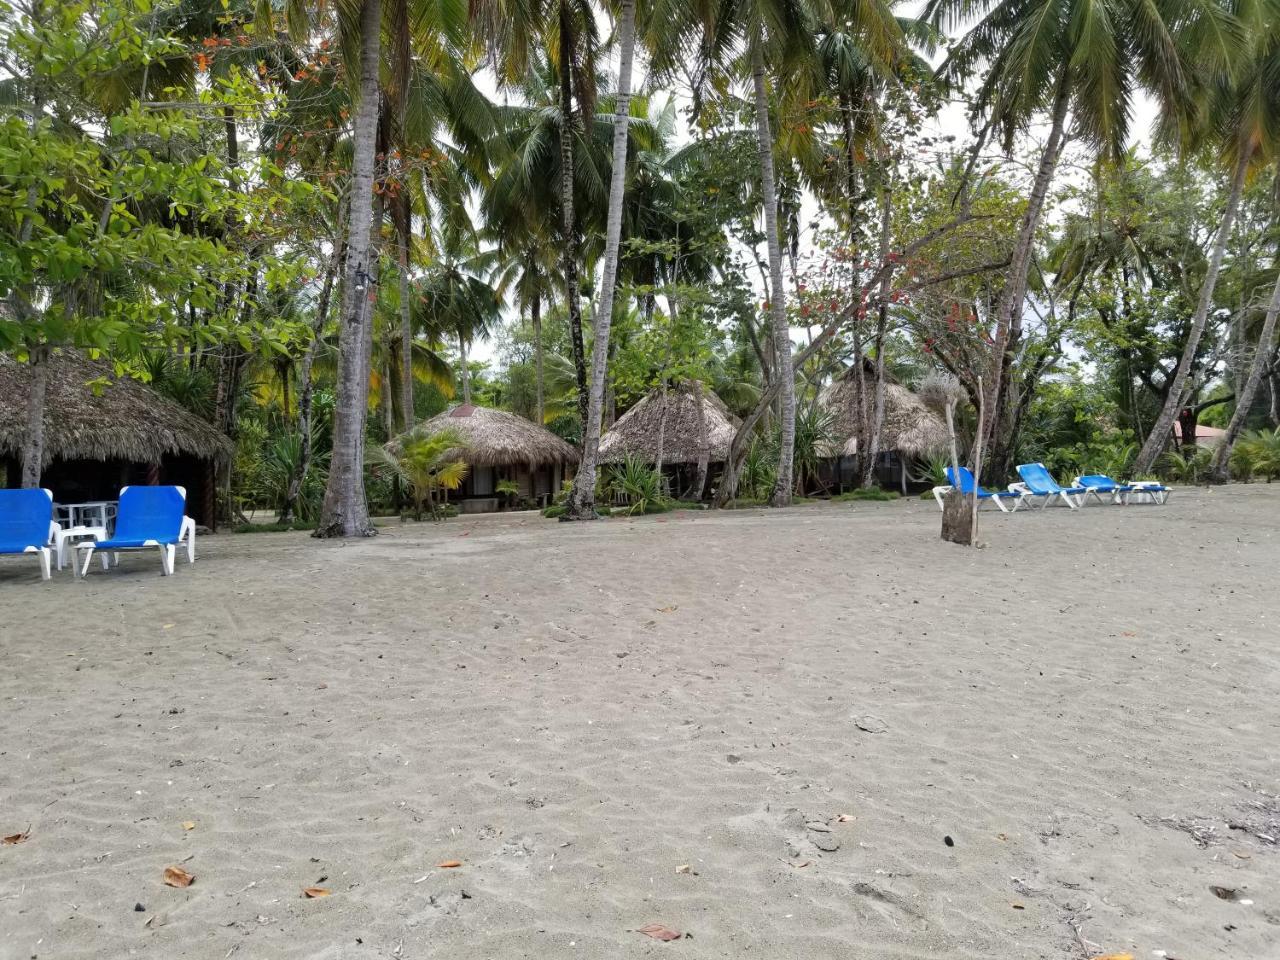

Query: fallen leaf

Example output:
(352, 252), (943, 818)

(3, 832), (29, 845)
(996, 833), (1008, 841)
(637, 923), (682, 941)
(836, 814), (855, 823)
(163, 624), (175, 630)
(1209, 885), (1237, 901)
(162, 866), (194, 888)
(790, 860), (812, 869)
(1010, 902), (1025, 910)
(657, 606), (678, 613)
(436, 860), (463, 869)
(1232, 851), (1251, 860)
(675, 864), (692, 874)
(302, 887), (331, 898)
(182, 822), (196, 831)
(1121, 631), (1136, 637)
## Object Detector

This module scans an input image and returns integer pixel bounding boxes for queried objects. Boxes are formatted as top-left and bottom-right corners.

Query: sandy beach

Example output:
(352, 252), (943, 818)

(1, 487), (1278, 959)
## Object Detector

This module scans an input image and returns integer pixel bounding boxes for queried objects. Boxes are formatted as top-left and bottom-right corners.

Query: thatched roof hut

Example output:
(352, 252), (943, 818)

(820, 363), (949, 458)
(599, 381), (740, 465)
(420, 404), (579, 467)
(0, 352), (231, 467)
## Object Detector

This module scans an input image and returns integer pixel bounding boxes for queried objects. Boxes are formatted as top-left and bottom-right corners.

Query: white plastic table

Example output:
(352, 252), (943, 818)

(54, 525), (107, 571)
(54, 501), (117, 531)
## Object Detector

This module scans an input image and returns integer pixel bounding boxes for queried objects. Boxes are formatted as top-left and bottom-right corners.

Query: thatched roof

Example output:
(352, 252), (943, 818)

(420, 404), (579, 467)
(599, 381), (740, 465)
(820, 364), (949, 458)
(0, 352), (232, 466)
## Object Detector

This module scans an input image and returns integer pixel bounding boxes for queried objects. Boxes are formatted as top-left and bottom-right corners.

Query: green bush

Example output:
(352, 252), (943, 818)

(604, 455), (665, 516)
(830, 488), (899, 502)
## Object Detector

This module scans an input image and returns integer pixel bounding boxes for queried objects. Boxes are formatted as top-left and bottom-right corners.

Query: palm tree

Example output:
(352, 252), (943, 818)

(367, 425), (469, 519)
(315, 0), (383, 538)
(564, 0), (638, 519)
(490, 241), (562, 424)
(1137, 3), (1280, 473)
(416, 222), (503, 405)
(471, 0), (603, 432)
(926, 0), (1217, 482)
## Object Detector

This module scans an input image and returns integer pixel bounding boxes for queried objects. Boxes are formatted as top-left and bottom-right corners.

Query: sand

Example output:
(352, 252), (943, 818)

(1, 486), (1278, 959)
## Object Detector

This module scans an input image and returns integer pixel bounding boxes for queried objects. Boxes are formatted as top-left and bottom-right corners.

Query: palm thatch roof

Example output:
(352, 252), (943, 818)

(419, 404), (579, 468)
(0, 352), (232, 466)
(599, 380), (740, 465)
(820, 363), (949, 458)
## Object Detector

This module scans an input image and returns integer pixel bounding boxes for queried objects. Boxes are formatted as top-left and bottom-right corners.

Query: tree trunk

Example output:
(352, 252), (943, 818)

(558, 9), (589, 434)
(315, 0), (380, 538)
(532, 290), (544, 424)
(20, 346), (49, 488)
(1135, 145), (1254, 474)
(1270, 354), (1280, 426)
(983, 75), (1071, 473)
(1212, 266), (1280, 480)
(693, 379), (710, 500)
(860, 179), (892, 488)
(459, 333), (472, 403)
(281, 207), (345, 524)
(398, 207), (415, 431)
(564, 0), (635, 520)
(750, 42), (796, 508)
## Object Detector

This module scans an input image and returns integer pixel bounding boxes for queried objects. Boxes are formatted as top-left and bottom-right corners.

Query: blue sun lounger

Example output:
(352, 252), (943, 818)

(1074, 474), (1171, 505)
(1015, 462), (1088, 509)
(0, 488), (57, 580)
(77, 485), (187, 577)
(932, 466), (1029, 512)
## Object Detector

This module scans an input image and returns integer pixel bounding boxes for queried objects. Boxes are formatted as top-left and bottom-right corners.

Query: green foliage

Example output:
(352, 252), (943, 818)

(830, 488), (899, 502)
(792, 403), (837, 494)
(737, 437), (777, 501)
(1235, 428), (1280, 480)
(604, 455), (665, 516)
(367, 426), (469, 520)
(1159, 445), (1213, 483)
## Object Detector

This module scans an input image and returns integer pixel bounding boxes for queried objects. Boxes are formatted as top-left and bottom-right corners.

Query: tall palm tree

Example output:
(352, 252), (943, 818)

(490, 240), (562, 423)
(1137, 0), (1280, 473)
(471, 0), (602, 432)
(564, 0), (638, 519)
(926, 0), (1221, 482)
(316, 0), (382, 537)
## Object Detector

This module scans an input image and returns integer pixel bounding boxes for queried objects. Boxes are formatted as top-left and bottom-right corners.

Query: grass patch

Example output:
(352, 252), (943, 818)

(542, 504), (616, 519)
(232, 520), (313, 533)
(830, 488), (900, 502)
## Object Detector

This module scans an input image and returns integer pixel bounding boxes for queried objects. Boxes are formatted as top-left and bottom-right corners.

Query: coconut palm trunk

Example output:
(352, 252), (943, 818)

(982, 75), (1071, 479)
(1136, 147), (1254, 474)
(459, 333), (472, 403)
(1212, 266), (1280, 480)
(280, 227), (345, 523)
(315, 0), (381, 538)
(557, 8), (590, 433)
(19, 346), (48, 488)
(532, 290), (544, 423)
(860, 179), (892, 488)
(750, 41), (796, 507)
(692, 378), (710, 499)
(564, 0), (636, 520)
(397, 204), (415, 430)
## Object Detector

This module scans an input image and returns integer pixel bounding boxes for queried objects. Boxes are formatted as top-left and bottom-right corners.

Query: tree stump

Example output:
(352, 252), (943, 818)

(940, 489), (974, 546)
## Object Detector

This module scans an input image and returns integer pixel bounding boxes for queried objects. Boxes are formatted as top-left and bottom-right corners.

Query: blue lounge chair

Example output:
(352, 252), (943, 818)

(1015, 462), (1088, 509)
(78, 485), (187, 577)
(1074, 474), (1171, 506)
(932, 466), (1028, 513)
(0, 488), (57, 580)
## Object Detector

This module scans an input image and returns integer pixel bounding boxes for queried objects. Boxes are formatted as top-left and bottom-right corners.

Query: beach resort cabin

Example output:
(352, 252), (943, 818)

(598, 380), (740, 500)
(0, 352), (231, 529)
(819, 363), (949, 493)
(419, 404), (578, 512)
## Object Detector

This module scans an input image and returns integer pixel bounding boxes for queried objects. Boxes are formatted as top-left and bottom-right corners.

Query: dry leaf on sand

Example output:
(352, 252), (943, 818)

(836, 815), (855, 823)
(181, 822), (196, 831)
(302, 887), (331, 898)
(436, 860), (463, 869)
(162, 866), (194, 888)
(637, 923), (683, 941)
(3, 831), (29, 845)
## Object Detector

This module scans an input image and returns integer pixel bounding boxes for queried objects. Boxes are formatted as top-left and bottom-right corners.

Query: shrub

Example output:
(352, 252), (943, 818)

(604, 455), (665, 516)
(831, 488), (899, 502)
